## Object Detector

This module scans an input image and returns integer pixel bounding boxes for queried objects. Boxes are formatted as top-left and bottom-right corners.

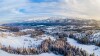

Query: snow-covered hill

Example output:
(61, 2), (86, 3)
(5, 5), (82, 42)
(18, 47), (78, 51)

(67, 38), (100, 56)
(0, 33), (55, 48)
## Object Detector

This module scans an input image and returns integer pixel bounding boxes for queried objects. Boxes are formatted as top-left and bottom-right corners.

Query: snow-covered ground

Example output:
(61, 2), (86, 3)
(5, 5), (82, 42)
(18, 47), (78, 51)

(0, 34), (55, 48)
(1, 27), (100, 56)
(91, 32), (100, 41)
(20, 29), (35, 32)
(0, 50), (62, 56)
(67, 38), (100, 56)
(0, 30), (60, 56)
(45, 26), (100, 56)
(72, 30), (100, 42)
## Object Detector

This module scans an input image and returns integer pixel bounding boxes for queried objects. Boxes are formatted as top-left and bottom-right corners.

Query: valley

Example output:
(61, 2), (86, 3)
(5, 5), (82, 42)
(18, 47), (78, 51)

(0, 18), (100, 56)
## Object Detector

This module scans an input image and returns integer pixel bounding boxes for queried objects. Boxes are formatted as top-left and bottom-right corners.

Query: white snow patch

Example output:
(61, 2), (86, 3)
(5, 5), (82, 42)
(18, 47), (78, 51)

(20, 29), (35, 32)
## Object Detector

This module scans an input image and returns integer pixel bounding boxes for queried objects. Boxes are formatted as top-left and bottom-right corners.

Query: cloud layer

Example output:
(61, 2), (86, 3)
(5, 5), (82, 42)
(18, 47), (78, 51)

(0, 0), (100, 23)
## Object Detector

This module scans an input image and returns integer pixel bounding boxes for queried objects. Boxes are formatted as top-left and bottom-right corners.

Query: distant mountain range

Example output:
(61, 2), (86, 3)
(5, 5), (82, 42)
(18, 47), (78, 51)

(1, 17), (98, 28)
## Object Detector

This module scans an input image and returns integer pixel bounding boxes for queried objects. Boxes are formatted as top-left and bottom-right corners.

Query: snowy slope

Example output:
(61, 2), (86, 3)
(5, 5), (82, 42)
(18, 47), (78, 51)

(0, 32), (58, 56)
(0, 34), (55, 48)
(67, 38), (100, 56)
(91, 32), (100, 41)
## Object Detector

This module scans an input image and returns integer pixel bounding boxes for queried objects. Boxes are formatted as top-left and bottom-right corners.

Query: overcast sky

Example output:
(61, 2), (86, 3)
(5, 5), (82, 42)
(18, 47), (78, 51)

(0, 0), (100, 23)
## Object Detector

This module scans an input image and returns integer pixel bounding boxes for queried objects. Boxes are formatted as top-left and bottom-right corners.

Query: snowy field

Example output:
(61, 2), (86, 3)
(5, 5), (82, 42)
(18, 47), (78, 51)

(0, 34), (55, 48)
(67, 38), (100, 56)
(0, 32), (59, 56)
(0, 28), (100, 56)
